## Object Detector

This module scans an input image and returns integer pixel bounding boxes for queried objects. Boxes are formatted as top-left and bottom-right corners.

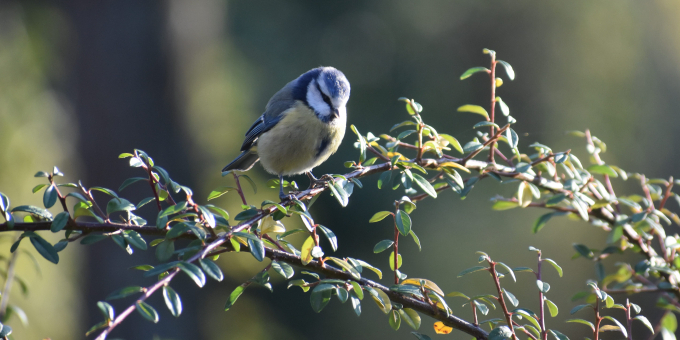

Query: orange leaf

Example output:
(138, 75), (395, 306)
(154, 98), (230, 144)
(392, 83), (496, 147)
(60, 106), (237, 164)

(433, 321), (453, 334)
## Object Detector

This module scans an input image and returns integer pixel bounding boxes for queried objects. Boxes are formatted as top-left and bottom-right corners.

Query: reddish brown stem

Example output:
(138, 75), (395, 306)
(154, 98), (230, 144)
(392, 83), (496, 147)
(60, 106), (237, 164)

(393, 202), (400, 284)
(536, 251), (547, 340)
(593, 297), (602, 340)
(233, 172), (248, 206)
(659, 176), (674, 210)
(488, 54), (497, 163)
(489, 262), (518, 340)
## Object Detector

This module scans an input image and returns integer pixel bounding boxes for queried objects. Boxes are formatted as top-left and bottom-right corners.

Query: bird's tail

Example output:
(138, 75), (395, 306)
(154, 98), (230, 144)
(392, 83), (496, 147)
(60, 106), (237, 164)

(222, 149), (260, 172)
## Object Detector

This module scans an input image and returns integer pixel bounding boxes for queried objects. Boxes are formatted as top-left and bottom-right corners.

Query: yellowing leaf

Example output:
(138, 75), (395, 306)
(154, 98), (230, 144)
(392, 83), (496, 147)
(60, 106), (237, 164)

(439, 162), (471, 173)
(401, 278), (445, 297)
(386, 152), (408, 161)
(300, 236), (315, 265)
(495, 78), (503, 87)
(433, 321), (453, 334)
(259, 216), (286, 235)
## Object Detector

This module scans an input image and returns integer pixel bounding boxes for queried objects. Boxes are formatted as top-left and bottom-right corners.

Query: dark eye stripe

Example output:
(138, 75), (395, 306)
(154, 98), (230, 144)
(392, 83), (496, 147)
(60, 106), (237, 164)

(316, 82), (333, 107)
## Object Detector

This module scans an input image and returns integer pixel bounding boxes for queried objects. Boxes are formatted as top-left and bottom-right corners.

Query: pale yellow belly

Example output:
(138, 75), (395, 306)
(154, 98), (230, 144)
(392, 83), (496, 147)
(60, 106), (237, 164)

(257, 103), (345, 175)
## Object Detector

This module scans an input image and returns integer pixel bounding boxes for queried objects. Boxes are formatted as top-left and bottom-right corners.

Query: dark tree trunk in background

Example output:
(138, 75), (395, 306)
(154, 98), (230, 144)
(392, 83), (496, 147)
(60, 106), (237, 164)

(60, 2), (200, 338)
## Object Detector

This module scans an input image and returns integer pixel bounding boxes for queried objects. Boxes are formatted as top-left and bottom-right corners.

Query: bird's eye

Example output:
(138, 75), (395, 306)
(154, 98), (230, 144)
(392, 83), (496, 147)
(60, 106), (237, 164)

(316, 82), (333, 107)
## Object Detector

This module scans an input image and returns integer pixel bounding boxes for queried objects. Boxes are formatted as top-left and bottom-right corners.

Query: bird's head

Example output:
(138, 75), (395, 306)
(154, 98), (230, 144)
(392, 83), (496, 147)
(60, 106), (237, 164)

(298, 67), (350, 122)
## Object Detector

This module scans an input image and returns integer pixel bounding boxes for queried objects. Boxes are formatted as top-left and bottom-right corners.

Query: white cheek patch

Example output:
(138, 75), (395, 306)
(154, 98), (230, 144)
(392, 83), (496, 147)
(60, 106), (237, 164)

(306, 81), (331, 117)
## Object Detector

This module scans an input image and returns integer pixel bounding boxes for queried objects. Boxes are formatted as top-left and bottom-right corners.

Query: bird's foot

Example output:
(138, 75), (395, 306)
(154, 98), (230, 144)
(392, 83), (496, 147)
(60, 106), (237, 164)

(279, 191), (299, 202)
(307, 173), (335, 189)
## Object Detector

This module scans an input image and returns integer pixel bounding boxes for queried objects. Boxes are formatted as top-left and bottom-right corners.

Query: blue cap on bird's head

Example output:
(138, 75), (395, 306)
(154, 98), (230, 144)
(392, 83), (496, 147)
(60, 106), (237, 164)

(293, 67), (351, 121)
(318, 67), (350, 100)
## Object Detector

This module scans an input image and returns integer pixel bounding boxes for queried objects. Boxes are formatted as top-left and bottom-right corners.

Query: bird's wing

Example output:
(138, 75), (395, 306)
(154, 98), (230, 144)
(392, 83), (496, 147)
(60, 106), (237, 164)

(240, 81), (299, 151)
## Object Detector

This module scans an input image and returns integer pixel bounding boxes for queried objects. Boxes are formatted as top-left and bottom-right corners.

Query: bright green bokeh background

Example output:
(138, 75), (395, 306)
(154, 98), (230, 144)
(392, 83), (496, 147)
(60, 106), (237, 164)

(0, 1), (679, 339)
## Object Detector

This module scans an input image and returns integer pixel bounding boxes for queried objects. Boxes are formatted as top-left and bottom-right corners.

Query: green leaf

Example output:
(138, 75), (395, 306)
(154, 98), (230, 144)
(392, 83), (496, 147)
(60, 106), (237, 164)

(238, 175), (257, 194)
(199, 259), (224, 281)
(34, 171), (50, 177)
(497, 60), (515, 80)
(546, 193), (566, 206)
(548, 329), (569, 340)
(248, 237), (265, 262)
(662, 312), (677, 332)
(29, 235), (59, 264)
(503, 288), (518, 307)
(328, 180), (349, 207)
(603, 316), (627, 337)
(411, 332), (432, 340)
(30, 184), (47, 193)
(543, 258), (563, 277)
(566, 318), (594, 331)
(11, 205), (53, 220)
(473, 121), (500, 129)
(355, 259), (382, 279)
(198, 205), (216, 228)
(106, 198), (135, 216)
(545, 298), (558, 317)
(533, 212), (554, 233)
(0, 325), (13, 337)
(400, 308), (421, 330)
(412, 173), (437, 198)
(457, 105), (489, 119)
(369, 211), (392, 223)
(177, 262), (206, 287)
(106, 286), (144, 300)
(119, 177), (148, 192)
(97, 301), (115, 320)
(573, 243), (594, 259)
(388, 251), (403, 271)
(51, 212), (70, 233)
(634, 315), (654, 334)
(489, 325), (513, 339)
(123, 231), (147, 250)
(496, 262), (516, 282)
(460, 66), (489, 80)
(234, 208), (259, 221)
(458, 266), (487, 277)
(310, 284), (333, 312)
(135, 301), (159, 323)
(587, 165), (618, 177)
(492, 201), (519, 210)
(570, 304), (592, 315)
(91, 187), (118, 198)
(536, 280), (550, 293)
(374, 240), (394, 253)
(410, 230), (421, 251)
(207, 186), (236, 201)
(317, 225), (338, 252)
(389, 309), (401, 330)
(163, 286), (182, 317)
(496, 97), (510, 116)
(439, 134), (463, 154)
(155, 240), (175, 262)
(224, 285), (246, 311)
(43, 185), (58, 209)
(395, 210), (411, 236)
(80, 234), (108, 245)
(271, 260), (294, 279)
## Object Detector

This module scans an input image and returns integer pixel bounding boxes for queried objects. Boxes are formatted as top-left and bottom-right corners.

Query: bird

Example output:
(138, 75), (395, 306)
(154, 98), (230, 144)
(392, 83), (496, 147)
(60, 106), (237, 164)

(222, 66), (351, 200)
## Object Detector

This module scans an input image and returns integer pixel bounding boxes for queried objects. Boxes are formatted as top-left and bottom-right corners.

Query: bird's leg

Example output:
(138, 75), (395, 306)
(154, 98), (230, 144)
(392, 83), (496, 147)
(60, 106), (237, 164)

(278, 175), (287, 200)
(278, 175), (298, 201)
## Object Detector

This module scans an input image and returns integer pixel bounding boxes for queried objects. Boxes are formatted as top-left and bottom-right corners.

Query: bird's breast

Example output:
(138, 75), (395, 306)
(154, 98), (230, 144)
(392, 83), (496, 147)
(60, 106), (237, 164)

(257, 101), (346, 175)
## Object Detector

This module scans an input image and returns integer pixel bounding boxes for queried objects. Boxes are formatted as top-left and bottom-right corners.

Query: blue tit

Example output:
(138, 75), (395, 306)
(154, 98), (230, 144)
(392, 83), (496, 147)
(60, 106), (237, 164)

(223, 66), (351, 199)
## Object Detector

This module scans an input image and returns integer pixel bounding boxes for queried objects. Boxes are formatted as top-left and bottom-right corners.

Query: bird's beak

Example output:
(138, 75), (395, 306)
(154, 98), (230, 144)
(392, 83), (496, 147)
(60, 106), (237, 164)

(331, 108), (340, 119)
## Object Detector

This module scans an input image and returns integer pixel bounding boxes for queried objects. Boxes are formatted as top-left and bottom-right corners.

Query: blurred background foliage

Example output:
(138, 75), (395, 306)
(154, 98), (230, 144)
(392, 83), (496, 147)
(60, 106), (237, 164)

(0, 1), (679, 339)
